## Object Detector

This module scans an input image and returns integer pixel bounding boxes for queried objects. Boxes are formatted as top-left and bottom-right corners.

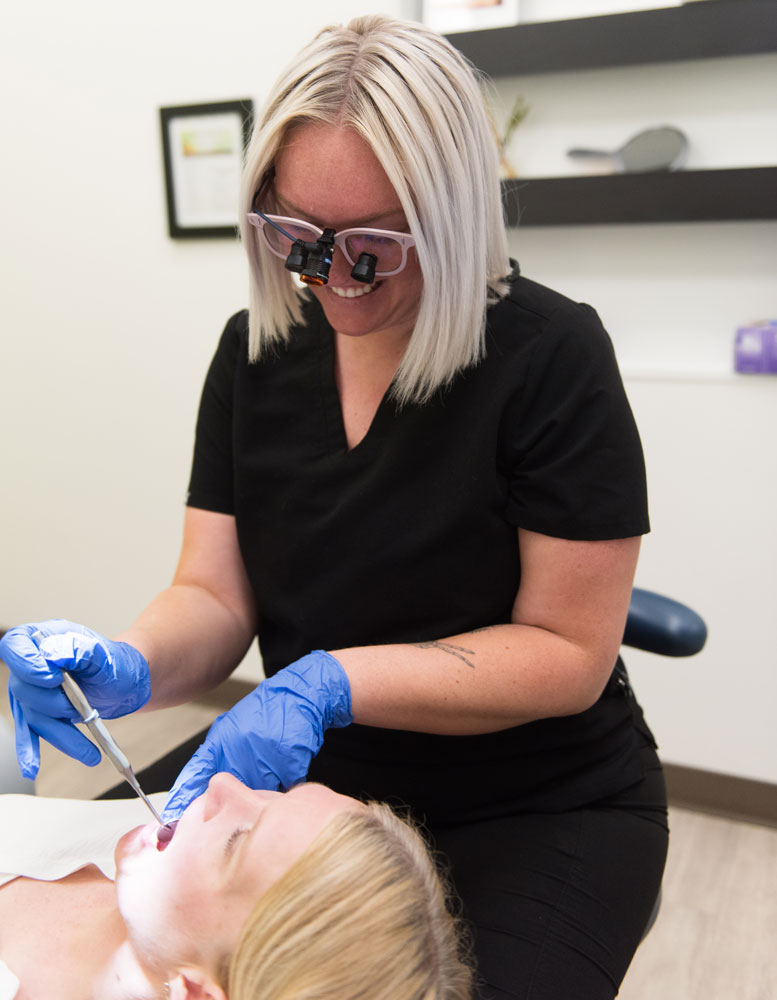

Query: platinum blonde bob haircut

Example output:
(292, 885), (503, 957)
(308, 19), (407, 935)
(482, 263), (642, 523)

(227, 802), (472, 1000)
(239, 15), (511, 406)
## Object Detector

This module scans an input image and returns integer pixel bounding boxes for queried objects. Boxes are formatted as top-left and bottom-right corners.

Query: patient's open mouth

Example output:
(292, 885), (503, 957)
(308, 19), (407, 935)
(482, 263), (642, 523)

(156, 821), (179, 852)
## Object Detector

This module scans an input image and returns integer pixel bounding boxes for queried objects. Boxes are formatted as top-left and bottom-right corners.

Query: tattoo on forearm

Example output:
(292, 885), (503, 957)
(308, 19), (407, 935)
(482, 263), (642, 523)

(412, 640), (476, 669)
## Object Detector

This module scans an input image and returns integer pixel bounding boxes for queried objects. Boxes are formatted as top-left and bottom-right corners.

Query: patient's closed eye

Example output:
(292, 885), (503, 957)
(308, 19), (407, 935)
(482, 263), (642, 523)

(225, 827), (250, 859)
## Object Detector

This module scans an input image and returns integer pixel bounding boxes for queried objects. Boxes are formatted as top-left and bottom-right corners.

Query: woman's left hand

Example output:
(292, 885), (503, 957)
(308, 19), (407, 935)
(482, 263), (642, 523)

(162, 651), (352, 821)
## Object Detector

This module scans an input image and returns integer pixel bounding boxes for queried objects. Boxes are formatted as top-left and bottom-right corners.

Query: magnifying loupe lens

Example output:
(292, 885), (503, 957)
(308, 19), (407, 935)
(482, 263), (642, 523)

(285, 244), (308, 273)
(351, 252), (378, 283)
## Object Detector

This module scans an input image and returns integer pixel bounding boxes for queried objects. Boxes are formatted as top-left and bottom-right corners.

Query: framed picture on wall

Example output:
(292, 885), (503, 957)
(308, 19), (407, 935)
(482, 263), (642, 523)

(160, 99), (253, 239)
(422, 0), (520, 34)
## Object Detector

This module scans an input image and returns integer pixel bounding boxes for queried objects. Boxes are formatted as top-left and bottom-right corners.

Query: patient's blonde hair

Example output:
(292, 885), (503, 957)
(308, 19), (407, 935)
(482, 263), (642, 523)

(226, 802), (472, 1000)
(239, 14), (511, 406)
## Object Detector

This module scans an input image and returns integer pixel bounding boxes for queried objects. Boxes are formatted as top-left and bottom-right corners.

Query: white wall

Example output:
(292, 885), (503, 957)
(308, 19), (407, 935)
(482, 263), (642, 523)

(502, 53), (777, 784)
(1, 4), (775, 783)
(0, 0), (410, 650)
(626, 376), (776, 785)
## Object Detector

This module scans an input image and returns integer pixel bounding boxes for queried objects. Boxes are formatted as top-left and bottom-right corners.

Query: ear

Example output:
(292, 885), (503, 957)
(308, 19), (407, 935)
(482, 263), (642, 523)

(168, 968), (228, 1000)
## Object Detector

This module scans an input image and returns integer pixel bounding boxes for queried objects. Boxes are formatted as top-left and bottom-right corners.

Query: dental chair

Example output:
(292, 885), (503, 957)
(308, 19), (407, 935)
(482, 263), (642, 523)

(0, 718), (35, 794)
(623, 587), (707, 660)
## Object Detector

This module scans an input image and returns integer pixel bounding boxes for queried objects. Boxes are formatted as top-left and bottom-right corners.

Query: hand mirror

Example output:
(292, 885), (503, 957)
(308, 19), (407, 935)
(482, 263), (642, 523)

(567, 126), (688, 173)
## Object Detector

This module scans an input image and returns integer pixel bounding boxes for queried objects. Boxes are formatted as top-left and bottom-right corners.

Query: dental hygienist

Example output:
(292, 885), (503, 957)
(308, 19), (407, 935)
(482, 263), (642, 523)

(0, 16), (668, 1000)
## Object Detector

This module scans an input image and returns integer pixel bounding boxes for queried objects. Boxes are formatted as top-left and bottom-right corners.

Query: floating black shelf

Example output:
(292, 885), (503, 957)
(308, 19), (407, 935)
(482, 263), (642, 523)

(447, 3), (777, 225)
(447, 0), (777, 76)
(502, 167), (777, 226)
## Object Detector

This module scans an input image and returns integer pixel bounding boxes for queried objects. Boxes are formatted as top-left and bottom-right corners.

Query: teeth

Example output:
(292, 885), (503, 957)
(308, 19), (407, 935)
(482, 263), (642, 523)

(329, 283), (376, 299)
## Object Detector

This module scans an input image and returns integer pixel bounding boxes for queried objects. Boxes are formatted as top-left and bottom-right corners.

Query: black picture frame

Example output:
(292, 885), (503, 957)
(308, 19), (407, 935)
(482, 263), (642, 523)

(159, 99), (253, 239)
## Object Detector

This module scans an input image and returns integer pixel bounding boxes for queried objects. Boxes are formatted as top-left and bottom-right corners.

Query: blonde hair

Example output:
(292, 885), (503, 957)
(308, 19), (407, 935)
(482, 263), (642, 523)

(239, 15), (511, 406)
(226, 802), (472, 1000)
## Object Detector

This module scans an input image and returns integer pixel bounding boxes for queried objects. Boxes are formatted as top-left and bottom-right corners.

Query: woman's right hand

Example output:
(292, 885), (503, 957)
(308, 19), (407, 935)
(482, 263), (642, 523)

(0, 620), (150, 779)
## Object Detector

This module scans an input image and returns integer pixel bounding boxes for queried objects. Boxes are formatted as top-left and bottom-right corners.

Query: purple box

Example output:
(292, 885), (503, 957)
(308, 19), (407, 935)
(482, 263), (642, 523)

(734, 321), (777, 374)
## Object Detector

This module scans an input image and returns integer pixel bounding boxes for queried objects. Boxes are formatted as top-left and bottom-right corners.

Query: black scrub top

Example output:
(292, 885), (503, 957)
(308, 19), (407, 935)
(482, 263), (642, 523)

(186, 268), (654, 825)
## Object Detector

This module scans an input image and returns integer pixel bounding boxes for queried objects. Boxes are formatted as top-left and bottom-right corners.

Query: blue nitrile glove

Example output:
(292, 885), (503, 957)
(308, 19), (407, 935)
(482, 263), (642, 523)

(1, 620), (151, 780)
(162, 650), (352, 821)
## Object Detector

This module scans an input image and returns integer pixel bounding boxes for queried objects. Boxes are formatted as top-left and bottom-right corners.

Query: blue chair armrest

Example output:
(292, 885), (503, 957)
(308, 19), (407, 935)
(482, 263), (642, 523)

(623, 587), (708, 657)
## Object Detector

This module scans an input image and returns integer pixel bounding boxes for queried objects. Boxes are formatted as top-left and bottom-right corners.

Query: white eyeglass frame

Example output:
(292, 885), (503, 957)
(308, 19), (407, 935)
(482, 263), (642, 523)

(247, 211), (416, 278)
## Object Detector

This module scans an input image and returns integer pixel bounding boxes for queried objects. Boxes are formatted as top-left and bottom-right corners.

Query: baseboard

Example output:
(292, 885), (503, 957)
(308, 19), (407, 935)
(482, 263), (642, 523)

(663, 762), (777, 829)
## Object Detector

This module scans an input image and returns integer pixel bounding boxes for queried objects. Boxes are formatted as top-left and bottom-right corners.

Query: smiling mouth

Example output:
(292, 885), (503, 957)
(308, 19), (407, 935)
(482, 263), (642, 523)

(328, 281), (379, 299)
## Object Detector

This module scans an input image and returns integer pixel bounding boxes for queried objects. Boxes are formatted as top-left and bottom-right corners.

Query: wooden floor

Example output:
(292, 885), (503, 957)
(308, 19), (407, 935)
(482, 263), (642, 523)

(1, 663), (775, 998)
(618, 808), (776, 999)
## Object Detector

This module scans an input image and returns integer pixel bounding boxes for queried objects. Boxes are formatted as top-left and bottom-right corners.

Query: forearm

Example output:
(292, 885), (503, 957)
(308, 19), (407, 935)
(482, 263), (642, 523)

(333, 622), (619, 736)
(115, 583), (256, 710)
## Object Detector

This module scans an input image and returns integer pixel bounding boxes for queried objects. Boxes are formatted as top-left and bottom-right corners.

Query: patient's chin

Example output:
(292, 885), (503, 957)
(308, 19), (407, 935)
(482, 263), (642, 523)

(115, 848), (177, 969)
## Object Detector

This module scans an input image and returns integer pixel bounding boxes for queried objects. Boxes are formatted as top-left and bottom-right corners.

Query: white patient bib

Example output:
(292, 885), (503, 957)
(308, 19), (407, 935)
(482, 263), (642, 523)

(0, 959), (20, 1000)
(0, 793), (167, 999)
(0, 792), (167, 886)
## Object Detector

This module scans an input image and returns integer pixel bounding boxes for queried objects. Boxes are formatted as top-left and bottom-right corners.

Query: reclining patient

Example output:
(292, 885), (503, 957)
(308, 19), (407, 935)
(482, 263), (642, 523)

(0, 774), (470, 1000)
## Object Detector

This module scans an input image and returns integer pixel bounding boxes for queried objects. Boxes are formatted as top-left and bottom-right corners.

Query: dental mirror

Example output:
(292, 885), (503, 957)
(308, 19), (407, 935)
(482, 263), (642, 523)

(567, 126), (688, 173)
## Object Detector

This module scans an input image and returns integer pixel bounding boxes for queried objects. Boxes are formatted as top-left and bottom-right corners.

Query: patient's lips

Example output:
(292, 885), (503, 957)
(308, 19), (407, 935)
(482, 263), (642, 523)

(156, 821), (179, 852)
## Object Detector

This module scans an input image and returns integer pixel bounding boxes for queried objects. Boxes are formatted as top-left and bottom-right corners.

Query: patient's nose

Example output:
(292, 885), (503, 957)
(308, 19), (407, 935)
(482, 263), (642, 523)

(206, 772), (279, 816)
(202, 772), (240, 819)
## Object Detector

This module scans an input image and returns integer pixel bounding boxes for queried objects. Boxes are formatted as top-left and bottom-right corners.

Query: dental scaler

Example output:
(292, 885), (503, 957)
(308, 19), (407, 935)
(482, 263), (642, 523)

(59, 670), (168, 828)
(62, 670), (164, 826)
(30, 630), (169, 829)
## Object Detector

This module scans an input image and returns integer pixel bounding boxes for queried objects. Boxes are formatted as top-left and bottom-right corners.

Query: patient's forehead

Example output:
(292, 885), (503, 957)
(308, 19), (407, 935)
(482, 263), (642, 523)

(293, 782), (368, 811)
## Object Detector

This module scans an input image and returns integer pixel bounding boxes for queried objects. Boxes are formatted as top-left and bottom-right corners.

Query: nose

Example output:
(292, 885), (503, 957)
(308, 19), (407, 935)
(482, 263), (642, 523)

(201, 772), (235, 820)
(203, 773), (281, 821)
(327, 244), (356, 285)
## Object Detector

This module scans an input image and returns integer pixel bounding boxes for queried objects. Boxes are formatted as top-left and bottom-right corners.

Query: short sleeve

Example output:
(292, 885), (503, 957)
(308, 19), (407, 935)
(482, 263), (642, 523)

(501, 301), (649, 540)
(186, 311), (247, 514)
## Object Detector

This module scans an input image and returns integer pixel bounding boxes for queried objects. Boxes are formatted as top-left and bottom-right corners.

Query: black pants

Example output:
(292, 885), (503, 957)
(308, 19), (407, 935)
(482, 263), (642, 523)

(103, 734), (667, 1000)
(430, 745), (668, 999)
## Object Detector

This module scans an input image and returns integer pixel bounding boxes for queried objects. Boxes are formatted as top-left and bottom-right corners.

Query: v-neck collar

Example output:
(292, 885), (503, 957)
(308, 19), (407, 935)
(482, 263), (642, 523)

(310, 300), (396, 458)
